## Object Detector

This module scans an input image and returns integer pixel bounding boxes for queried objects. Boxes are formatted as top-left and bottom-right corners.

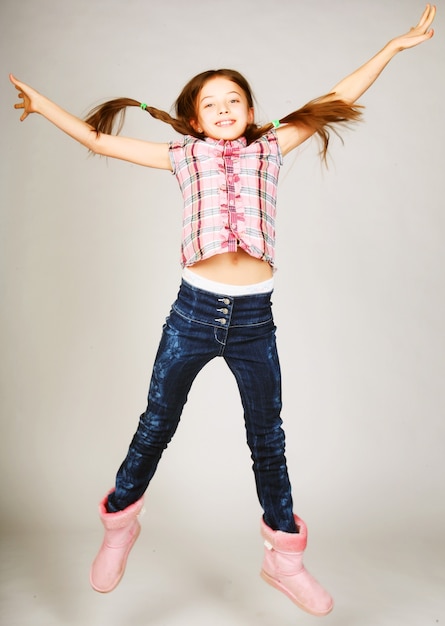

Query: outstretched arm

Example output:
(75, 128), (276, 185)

(278, 4), (436, 155)
(10, 74), (172, 170)
(330, 4), (435, 103)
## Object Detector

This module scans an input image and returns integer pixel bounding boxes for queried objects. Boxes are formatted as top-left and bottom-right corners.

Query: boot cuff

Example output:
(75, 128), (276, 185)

(98, 491), (144, 529)
(261, 514), (308, 552)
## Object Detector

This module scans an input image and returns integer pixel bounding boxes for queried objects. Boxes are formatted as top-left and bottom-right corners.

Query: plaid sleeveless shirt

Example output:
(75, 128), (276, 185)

(169, 131), (282, 268)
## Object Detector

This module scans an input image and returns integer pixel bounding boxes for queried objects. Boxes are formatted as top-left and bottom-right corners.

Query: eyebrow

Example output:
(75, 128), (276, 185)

(200, 90), (241, 103)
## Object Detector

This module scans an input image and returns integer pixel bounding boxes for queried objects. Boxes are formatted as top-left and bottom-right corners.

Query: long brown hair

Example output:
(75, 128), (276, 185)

(84, 68), (363, 161)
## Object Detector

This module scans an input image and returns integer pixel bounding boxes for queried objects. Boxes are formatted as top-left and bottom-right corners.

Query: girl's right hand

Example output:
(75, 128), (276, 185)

(8, 73), (172, 169)
(10, 73), (40, 121)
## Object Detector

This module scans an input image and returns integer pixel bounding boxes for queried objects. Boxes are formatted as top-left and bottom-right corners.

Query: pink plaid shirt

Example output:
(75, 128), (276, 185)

(169, 131), (283, 268)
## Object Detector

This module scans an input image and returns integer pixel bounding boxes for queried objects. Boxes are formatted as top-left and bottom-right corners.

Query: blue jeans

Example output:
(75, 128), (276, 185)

(108, 279), (297, 532)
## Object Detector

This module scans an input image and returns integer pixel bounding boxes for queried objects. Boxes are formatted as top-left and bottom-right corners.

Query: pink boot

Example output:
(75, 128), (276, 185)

(90, 492), (144, 593)
(260, 515), (334, 616)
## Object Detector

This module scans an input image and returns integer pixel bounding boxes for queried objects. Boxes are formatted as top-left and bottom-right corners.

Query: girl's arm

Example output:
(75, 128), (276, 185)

(10, 74), (172, 170)
(277, 4), (436, 156)
(330, 4), (435, 103)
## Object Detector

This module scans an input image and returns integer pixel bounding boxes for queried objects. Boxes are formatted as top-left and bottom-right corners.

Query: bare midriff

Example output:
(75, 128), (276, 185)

(187, 248), (273, 285)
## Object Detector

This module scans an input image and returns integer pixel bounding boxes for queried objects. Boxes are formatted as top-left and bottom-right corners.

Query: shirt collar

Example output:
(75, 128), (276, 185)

(204, 136), (247, 148)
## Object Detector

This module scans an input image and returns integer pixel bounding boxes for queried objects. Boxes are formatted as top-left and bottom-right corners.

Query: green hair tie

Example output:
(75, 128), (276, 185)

(140, 102), (147, 110)
(272, 119), (280, 129)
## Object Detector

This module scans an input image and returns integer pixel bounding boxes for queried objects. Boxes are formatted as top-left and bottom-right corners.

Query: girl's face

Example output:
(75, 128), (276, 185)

(192, 76), (254, 141)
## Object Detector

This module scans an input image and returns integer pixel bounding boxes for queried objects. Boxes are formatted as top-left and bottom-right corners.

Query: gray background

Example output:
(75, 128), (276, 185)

(1, 0), (444, 573)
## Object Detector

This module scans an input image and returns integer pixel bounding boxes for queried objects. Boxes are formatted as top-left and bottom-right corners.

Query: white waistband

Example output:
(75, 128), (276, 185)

(182, 267), (274, 296)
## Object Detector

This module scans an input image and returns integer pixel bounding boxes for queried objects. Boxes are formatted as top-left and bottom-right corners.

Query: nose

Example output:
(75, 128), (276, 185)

(219, 103), (229, 114)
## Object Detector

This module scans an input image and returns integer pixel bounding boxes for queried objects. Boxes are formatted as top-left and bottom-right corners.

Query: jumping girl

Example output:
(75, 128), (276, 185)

(10, 4), (435, 617)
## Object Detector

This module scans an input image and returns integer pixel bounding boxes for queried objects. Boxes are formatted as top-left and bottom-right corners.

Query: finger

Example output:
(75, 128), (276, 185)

(417, 5), (430, 28)
(415, 6), (430, 32)
(418, 4), (436, 30)
(9, 73), (22, 89)
(426, 5), (436, 28)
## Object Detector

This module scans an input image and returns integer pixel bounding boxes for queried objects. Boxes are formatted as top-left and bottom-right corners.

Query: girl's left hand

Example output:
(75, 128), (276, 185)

(391, 4), (436, 51)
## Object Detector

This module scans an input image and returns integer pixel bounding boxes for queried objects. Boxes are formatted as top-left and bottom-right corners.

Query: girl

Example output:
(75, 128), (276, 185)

(10, 4), (435, 617)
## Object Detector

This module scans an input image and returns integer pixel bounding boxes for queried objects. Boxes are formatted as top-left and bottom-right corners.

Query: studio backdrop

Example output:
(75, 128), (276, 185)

(1, 0), (444, 536)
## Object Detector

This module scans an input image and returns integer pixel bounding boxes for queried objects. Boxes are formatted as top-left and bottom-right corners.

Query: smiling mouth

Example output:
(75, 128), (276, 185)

(216, 119), (235, 127)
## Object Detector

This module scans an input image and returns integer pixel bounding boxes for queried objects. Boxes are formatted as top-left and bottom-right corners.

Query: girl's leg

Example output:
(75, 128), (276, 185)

(91, 285), (219, 592)
(224, 317), (333, 615)
(108, 306), (218, 513)
(224, 321), (297, 533)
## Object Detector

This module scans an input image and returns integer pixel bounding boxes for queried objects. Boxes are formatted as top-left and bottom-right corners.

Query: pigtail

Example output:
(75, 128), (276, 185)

(84, 97), (193, 139)
(281, 94), (363, 162)
(248, 94), (363, 163)
(85, 98), (140, 136)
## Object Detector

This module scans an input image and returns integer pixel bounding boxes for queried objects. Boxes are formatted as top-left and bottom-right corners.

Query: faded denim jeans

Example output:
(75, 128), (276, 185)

(108, 279), (297, 532)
